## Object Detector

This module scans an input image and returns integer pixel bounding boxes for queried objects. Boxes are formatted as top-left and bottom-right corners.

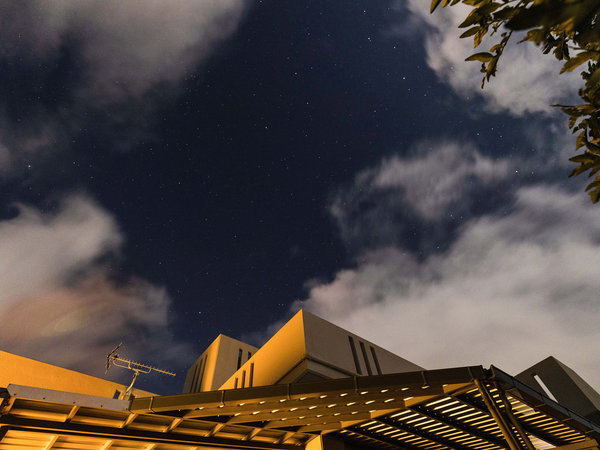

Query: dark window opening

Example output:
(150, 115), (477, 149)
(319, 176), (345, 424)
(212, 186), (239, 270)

(370, 346), (382, 375)
(348, 336), (362, 374)
(249, 363), (254, 387)
(360, 341), (372, 375)
(237, 348), (243, 369)
(241, 370), (246, 388)
(190, 363), (199, 392)
(197, 356), (207, 391)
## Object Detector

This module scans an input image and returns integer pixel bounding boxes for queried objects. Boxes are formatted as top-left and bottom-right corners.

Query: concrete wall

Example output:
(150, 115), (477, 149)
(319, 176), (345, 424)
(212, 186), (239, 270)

(517, 356), (600, 424)
(0, 351), (153, 398)
(217, 310), (422, 390)
(183, 335), (257, 392)
(303, 311), (423, 376)
(220, 312), (307, 389)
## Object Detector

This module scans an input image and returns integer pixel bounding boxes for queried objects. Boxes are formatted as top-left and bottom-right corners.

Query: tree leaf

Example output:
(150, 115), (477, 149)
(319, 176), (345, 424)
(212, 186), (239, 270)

(430, 0), (443, 13)
(465, 52), (494, 62)
(561, 51), (595, 73)
(460, 26), (480, 38)
(492, 7), (516, 21)
(459, 9), (484, 28)
(576, 131), (588, 150)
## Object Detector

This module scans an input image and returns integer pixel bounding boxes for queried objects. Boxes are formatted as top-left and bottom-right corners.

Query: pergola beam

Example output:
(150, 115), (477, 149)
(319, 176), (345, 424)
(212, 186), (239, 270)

(378, 416), (474, 450)
(411, 404), (507, 448)
(0, 416), (297, 450)
(454, 391), (569, 447)
(348, 424), (421, 450)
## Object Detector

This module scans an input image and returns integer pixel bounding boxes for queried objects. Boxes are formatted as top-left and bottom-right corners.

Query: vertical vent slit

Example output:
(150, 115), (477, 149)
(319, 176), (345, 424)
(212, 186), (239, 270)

(249, 363), (254, 387)
(192, 360), (201, 392)
(237, 348), (243, 370)
(370, 346), (382, 375)
(190, 363), (199, 393)
(197, 356), (207, 391)
(348, 336), (362, 375)
(360, 341), (372, 375)
(241, 370), (246, 388)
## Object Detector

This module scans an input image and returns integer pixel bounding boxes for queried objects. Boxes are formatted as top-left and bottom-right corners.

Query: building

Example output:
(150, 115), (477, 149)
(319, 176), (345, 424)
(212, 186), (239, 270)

(1, 310), (600, 449)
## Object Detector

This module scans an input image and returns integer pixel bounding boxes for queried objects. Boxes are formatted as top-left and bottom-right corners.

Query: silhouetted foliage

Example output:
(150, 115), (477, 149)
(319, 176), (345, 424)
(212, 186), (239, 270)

(431, 0), (600, 202)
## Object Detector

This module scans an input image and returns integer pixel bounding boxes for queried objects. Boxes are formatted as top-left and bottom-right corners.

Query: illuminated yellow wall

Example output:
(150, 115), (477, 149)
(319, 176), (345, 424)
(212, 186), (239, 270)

(183, 335), (258, 392)
(218, 310), (423, 390)
(0, 351), (153, 398)
(220, 311), (307, 389)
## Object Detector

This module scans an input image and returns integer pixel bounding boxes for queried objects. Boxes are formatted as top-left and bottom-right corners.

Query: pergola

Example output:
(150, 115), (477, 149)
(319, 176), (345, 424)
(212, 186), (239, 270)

(2, 366), (599, 449)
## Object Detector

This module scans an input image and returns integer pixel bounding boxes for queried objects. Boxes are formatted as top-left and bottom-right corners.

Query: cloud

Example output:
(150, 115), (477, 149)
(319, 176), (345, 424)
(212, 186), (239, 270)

(402, 1), (581, 115)
(295, 184), (600, 389)
(1, 0), (246, 99)
(372, 141), (510, 219)
(0, 195), (190, 382)
(330, 139), (511, 253)
(0, 0), (247, 179)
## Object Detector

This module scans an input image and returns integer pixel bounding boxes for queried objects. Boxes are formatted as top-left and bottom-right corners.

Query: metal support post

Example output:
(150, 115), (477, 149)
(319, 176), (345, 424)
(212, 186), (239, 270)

(474, 379), (521, 450)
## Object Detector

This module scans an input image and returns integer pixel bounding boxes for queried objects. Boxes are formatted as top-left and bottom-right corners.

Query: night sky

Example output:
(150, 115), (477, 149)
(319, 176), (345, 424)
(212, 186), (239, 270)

(1, 1), (599, 395)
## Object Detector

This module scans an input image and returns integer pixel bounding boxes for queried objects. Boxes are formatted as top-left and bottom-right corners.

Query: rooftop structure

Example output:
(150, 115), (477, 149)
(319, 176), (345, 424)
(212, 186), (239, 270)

(2, 310), (600, 450)
(184, 311), (423, 393)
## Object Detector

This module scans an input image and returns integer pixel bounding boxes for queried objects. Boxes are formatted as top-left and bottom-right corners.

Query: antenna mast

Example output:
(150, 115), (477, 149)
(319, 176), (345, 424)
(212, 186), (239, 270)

(106, 343), (175, 399)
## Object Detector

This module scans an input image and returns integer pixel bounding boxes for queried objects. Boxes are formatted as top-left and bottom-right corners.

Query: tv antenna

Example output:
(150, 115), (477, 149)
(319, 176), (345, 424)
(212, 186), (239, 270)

(106, 343), (175, 399)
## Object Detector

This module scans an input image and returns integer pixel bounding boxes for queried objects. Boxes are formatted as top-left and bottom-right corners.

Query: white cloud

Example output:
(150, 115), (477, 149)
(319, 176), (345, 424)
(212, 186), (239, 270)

(295, 184), (600, 389)
(1, 0), (246, 99)
(0, 1), (247, 180)
(0, 195), (190, 379)
(372, 141), (509, 219)
(403, 1), (581, 115)
(330, 139), (511, 251)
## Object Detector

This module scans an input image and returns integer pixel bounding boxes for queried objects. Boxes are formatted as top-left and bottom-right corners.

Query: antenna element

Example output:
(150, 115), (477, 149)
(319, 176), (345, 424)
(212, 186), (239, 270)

(106, 343), (175, 399)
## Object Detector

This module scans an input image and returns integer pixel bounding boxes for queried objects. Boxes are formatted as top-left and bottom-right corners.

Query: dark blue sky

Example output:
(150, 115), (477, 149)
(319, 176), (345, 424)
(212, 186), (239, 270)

(0, 1), (598, 394)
